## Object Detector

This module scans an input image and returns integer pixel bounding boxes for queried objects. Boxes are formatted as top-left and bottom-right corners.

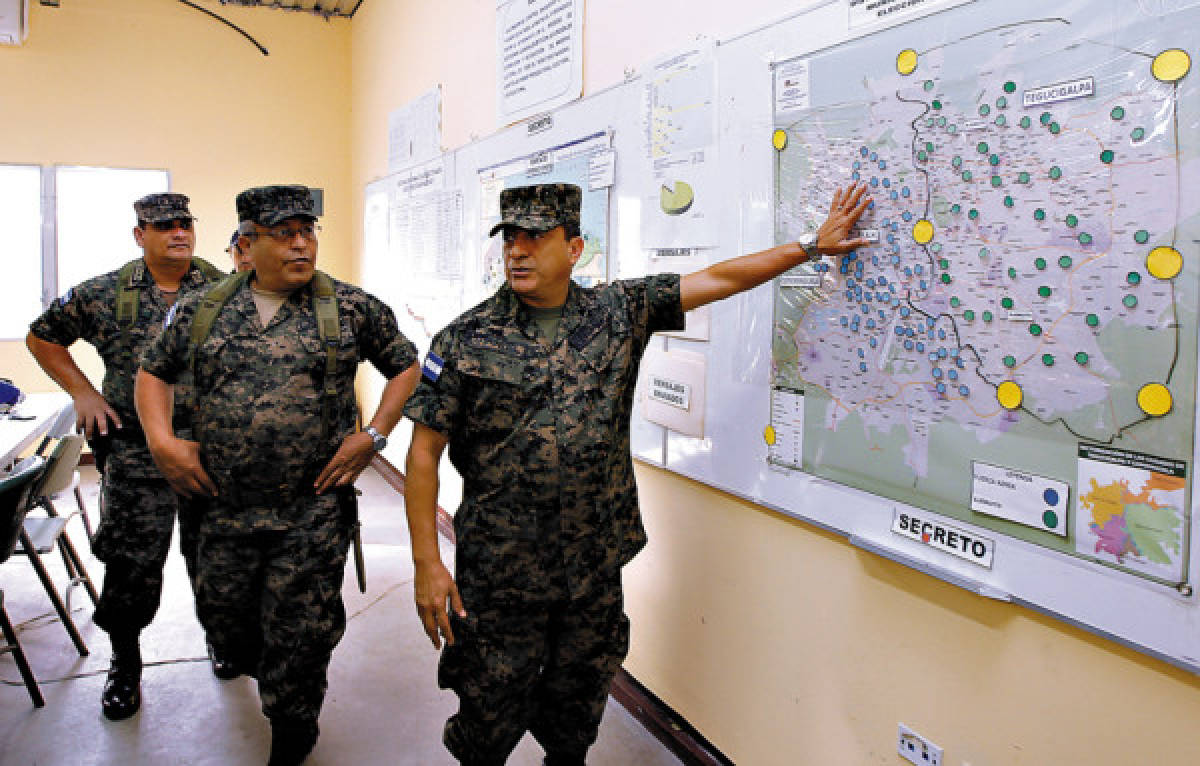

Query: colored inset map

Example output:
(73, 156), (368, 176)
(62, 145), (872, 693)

(770, 1), (1198, 582)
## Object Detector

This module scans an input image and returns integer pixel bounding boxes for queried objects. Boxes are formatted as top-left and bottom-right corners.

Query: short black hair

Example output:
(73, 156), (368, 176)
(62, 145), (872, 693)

(562, 221), (580, 240)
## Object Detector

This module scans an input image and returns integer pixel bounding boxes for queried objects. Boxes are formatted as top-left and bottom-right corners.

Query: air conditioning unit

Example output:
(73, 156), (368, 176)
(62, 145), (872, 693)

(0, 0), (28, 46)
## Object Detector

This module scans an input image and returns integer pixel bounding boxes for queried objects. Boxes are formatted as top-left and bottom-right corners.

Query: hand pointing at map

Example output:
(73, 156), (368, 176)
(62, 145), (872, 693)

(679, 180), (872, 312)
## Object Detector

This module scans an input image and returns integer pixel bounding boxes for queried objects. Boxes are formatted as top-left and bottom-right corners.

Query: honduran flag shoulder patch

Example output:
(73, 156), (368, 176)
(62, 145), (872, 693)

(422, 351), (444, 383)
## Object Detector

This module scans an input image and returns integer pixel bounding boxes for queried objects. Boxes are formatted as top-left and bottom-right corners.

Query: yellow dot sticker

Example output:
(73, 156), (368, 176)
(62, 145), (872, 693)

(763, 425), (777, 446)
(912, 219), (935, 244)
(996, 381), (1023, 411)
(772, 129), (788, 151)
(1137, 383), (1173, 417)
(1146, 246), (1183, 280)
(896, 49), (918, 76)
(1152, 49), (1191, 83)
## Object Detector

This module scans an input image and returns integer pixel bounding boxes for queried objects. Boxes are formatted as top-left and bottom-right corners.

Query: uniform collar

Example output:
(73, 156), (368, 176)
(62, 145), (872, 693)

(490, 281), (601, 345)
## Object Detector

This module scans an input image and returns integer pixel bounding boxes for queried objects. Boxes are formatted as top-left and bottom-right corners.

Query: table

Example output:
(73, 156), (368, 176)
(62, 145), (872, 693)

(0, 392), (74, 470)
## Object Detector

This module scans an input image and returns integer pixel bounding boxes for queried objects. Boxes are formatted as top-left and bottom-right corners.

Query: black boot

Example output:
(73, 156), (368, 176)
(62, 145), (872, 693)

(267, 718), (319, 766)
(101, 636), (142, 721)
(207, 642), (241, 680)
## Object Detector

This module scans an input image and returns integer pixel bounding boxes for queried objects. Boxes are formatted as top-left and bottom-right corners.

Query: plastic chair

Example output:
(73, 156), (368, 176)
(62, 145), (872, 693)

(0, 456), (48, 707)
(35, 434), (93, 539)
(16, 437), (98, 657)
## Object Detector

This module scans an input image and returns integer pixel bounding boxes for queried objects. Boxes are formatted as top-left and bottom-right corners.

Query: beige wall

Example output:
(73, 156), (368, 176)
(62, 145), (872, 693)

(347, 2), (1200, 765)
(1, 0), (351, 392)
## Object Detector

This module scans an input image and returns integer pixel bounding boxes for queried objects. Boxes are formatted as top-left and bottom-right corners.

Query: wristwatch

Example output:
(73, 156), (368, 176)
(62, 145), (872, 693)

(797, 230), (820, 261)
(364, 426), (388, 452)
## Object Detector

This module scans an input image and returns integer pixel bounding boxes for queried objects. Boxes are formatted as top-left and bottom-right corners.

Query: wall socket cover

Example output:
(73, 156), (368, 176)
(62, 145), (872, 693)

(898, 723), (943, 766)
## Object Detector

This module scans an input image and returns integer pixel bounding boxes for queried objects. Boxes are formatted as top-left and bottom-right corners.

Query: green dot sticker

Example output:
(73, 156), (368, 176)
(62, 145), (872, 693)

(950, 296), (961, 307)
(991, 175), (1003, 187)
(1065, 214), (1078, 227)
(924, 80), (935, 91)
(1018, 171), (1031, 184)
(1078, 232), (1093, 245)
(941, 273), (952, 284)
(979, 247), (990, 258)
(962, 171), (973, 181)
(1030, 324), (1043, 337)
(1042, 353), (1054, 365)
(939, 258), (950, 269)
(983, 311), (994, 322)
(1075, 351), (1089, 365)
(1038, 286), (1052, 298)
(1049, 122), (1061, 135)
(1134, 230), (1149, 244)
(1111, 106), (1125, 120)
(1086, 313), (1100, 327)
(996, 96), (1008, 109)
(995, 115), (1007, 127)
(979, 104), (991, 116)
(1034, 209), (1046, 221)
(1035, 257), (1047, 270)
(952, 156), (963, 168)
(1100, 149), (1115, 164)
(1127, 271), (1142, 285)
(1002, 297), (1015, 309)
(968, 208), (980, 220)
(1131, 127), (1145, 141)
(918, 150), (928, 162)
(926, 142), (935, 152)
(977, 142), (989, 154)
(1040, 112), (1053, 125)
(989, 154), (1000, 166)
(1043, 510), (1059, 528)
(1004, 81), (1017, 93)
(1003, 355), (1017, 368)
(1049, 166), (1062, 179)
(964, 309), (975, 320)
(932, 100), (942, 110)
(1020, 116), (1032, 128)
(1058, 255), (1073, 268)
(1007, 267), (1017, 279)
(1123, 294), (1138, 309)
(1004, 196), (1014, 208)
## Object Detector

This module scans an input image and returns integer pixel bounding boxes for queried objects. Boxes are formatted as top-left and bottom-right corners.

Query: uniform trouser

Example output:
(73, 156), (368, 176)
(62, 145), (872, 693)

(91, 471), (183, 638)
(439, 575), (630, 765)
(192, 493), (352, 726)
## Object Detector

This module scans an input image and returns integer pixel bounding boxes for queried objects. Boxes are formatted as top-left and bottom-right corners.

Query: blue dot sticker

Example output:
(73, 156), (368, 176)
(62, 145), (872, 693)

(1043, 488), (1060, 506)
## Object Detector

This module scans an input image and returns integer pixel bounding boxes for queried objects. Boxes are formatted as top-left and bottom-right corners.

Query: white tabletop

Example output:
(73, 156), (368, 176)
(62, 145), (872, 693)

(0, 391), (74, 469)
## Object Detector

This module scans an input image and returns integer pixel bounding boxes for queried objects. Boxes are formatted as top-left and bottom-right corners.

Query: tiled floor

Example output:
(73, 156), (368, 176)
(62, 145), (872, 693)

(0, 466), (683, 766)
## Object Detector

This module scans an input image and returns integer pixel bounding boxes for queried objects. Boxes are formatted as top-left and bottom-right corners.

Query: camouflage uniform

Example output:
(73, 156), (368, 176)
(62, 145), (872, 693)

(405, 263), (684, 762)
(28, 194), (215, 637)
(140, 260), (416, 729)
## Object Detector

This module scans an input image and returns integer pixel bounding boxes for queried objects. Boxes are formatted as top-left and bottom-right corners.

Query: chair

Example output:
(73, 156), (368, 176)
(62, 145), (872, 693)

(16, 437), (98, 657)
(34, 434), (93, 540)
(0, 456), (48, 707)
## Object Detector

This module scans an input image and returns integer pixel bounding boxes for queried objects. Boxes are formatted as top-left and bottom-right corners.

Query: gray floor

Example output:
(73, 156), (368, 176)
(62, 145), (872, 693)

(0, 467), (682, 766)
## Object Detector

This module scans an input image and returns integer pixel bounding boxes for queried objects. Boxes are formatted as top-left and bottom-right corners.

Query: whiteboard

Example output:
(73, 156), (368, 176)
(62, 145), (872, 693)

(366, 0), (1200, 673)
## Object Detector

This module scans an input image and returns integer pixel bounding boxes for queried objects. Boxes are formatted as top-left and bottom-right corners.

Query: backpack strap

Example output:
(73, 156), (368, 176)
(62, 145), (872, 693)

(114, 259), (146, 368)
(190, 257), (227, 282)
(311, 271), (340, 447)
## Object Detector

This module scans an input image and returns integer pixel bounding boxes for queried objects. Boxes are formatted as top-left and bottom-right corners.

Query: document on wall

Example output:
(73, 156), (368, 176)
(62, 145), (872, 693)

(496, 0), (583, 126)
(639, 42), (719, 249)
(388, 86), (443, 173)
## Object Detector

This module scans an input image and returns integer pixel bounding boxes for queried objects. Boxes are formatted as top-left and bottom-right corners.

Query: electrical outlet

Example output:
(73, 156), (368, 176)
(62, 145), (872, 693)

(897, 723), (943, 766)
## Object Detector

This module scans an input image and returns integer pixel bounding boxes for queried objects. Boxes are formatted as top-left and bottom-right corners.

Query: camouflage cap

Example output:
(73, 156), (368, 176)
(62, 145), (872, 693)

(134, 193), (194, 224)
(236, 185), (318, 226)
(488, 183), (582, 238)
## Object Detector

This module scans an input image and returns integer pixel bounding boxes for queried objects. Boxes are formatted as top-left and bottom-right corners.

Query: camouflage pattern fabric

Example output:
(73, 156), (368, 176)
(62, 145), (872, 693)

(141, 277), (415, 533)
(192, 491), (353, 725)
(403, 275), (683, 758)
(488, 183), (582, 237)
(133, 192), (194, 223)
(141, 275), (415, 725)
(90, 469), (181, 634)
(236, 184), (316, 226)
(29, 259), (217, 479)
(440, 575), (628, 763)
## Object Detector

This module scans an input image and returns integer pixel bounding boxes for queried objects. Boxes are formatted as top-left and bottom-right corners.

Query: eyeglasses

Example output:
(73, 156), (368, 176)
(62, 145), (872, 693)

(148, 218), (194, 232)
(247, 223), (321, 243)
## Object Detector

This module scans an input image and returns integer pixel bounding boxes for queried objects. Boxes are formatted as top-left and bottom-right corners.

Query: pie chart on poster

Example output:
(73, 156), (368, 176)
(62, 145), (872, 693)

(660, 181), (695, 215)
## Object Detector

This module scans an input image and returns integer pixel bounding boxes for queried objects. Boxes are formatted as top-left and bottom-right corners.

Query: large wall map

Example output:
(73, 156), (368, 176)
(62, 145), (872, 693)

(770, 2), (1198, 584)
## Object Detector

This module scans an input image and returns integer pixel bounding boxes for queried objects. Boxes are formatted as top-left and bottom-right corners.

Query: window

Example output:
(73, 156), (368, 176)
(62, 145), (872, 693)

(0, 165), (169, 340)
(55, 166), (169, 296)
(0, 165), (44, 340)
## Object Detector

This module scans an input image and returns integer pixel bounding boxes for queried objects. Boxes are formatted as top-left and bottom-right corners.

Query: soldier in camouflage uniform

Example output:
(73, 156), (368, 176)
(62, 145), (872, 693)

(404, 181), (871, 765)
(227, 223), (255, 273)
(136, 185), (419, 766)
(26, 192), (227, 721)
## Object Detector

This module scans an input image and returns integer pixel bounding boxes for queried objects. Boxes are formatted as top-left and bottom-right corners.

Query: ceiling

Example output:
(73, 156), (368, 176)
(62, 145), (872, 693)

(217, 0), (362, 19)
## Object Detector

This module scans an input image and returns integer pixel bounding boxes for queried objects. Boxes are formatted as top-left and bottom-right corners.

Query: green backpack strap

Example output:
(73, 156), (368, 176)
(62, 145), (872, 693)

(115, 259), (146, 367)
(187, 270), (341, 446)
(311, 271), (340, 447)
(190, 257), (227, 282)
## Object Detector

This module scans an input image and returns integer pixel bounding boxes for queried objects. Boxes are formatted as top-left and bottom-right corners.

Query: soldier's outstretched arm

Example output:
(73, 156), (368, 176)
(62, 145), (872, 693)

(134, 368), (217, 498)
(26, 332), (122, 439)
(405, 422), (465, 649)
(679, 182), (872, 313)
(314, 361), (420, 494)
